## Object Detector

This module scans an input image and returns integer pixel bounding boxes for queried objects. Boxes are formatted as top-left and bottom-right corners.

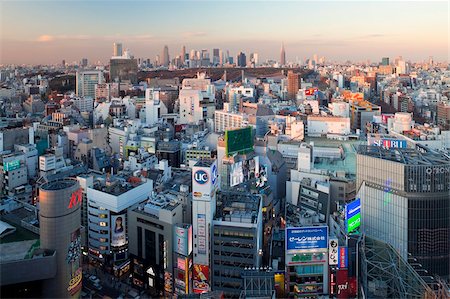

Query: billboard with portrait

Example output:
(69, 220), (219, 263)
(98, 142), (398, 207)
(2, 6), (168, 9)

(111, 214), (126, 247)
(174, 225), (192, 256)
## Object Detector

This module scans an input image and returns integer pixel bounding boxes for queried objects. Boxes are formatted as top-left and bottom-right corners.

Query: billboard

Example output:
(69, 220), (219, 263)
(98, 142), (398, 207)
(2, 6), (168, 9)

(174, 225), (192, 256)
(197, 214), (206, 255)
(192, 160), (218, 202)
(305, 88), (318, 96)
(164, 271), (173, 293)
(193, 264), (210, 294)
(230, 161), (244, 187)
(345, 198), (361, 233)
(329, 238), (338, 266)
(286, 226), (328, 252)
(370, 137), (407, 149)
(224, 127), (253, 156)
(67, 228), (82, 296)
(111, 214), (126, 247)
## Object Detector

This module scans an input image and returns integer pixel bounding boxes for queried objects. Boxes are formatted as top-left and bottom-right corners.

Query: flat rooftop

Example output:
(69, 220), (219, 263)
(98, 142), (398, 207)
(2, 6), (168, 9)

(215, 191), (261, 224)
(358, 145), (450, 165)
(0, 239), (37, 262)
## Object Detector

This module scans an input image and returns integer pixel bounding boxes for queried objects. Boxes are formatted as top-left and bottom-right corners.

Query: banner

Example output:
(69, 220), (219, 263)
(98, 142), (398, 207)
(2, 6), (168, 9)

(193, 264), (209, 294)
(111, 214), (126, 247)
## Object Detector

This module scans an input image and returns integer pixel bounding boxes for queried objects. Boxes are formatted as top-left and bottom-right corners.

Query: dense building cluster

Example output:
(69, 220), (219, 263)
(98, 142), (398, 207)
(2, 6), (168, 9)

(0, 43), (449, 299)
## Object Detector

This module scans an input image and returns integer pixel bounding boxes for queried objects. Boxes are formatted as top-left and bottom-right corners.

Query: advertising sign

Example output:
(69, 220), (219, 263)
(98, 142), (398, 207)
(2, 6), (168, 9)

(67, 228), (82, 296)
(346, 198), (361, 233)
(287, 252), (327, 265)
(164, 271), (173, 293)
(329, 238), (338, 266)
(339, 247), (348, 269)
(192, 160), (217, 201)
(286, 226), (328, 252)
(177, 257), (186, 271)
(370, 137), (407, 149)
(111, 214), (126, 247)
(3, 159), (20, 171)
(174, 225), (192, 256)
(68, 188), (83, 209)
(336, 269), (349, 298)
(193, 264), (210, 294)
(197, 214), (206, 255)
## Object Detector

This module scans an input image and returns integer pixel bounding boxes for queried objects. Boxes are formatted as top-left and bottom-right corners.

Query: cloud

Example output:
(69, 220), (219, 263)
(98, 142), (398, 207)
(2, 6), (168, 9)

(183, 31), (207, 38)
(37, 35), (55, 42)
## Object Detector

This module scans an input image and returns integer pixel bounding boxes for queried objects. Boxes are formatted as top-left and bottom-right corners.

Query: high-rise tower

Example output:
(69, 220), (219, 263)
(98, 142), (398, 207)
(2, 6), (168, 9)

(280, 42), (286, 66)
(113, 42), (123, 57)
(162, 45), (170, 67)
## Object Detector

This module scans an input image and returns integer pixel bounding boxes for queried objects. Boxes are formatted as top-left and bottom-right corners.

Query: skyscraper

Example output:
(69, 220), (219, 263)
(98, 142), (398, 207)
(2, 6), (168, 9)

(381, 57), (390, 66)
(181, 45), (186, 65)
(287, 70), (301, 100)
(162, 45), (170, 67)
(113, 42), (123, 57)
(237, 52), (246, 67)
(213, 48), (220, 65)
(280, 42), (286, 66)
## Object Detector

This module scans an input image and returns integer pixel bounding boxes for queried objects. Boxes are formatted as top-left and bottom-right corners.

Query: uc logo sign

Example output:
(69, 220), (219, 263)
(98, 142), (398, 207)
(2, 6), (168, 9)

(211, 165), (218, 185)
(194, 170), (209, 184)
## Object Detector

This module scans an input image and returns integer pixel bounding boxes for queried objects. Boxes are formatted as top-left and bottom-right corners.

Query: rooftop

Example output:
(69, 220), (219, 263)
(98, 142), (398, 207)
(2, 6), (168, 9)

(358, 145), (450, 165)
(215, 191), (261, 224)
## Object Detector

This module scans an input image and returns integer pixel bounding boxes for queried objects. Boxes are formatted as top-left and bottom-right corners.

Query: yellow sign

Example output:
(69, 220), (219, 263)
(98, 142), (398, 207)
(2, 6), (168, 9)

(67, 268), (82, 295)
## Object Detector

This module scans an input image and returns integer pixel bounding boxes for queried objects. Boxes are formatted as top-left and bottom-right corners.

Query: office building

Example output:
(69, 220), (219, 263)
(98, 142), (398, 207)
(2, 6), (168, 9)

(113, 42), (123, 57)
(39, 179), (83, 298)
(211, 191), (263, 297)
(76, 70), (104, 98)
(237, 52), (246, 67)
(357, 146), (450, 279)
(287, 71), (300, 100)
(280, 43), (286, 66)
(381, 57), (389, 66)
(110, 55), (138, 84)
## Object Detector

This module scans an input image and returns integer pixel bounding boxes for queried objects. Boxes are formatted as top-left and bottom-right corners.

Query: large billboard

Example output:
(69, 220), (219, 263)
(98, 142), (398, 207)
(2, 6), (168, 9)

(345, 198), (361, 233)
(225, 127), (253, 156)
(193, 264), (210, 294)
(174, 225), (192, 256)
(3, 159), (21, 171)
(368, 136), (407, 149)
(111, 214), (126, 247)
(286, 226), (328, 252)
(197, 214), (206, 255)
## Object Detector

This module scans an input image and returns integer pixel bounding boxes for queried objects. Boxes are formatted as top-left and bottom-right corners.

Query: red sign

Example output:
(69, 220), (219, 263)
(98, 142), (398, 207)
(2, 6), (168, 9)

(336, 269), (349, 298)
(193, 264), (209, 294)
(305, 88), (318, 96)
(68, 188), (83, 209)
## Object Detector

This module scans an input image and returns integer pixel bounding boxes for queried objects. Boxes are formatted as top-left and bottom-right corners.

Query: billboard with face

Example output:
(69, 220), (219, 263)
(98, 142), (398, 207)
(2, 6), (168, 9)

(193, 264), (210, 294)
(111, 214), (126, 247)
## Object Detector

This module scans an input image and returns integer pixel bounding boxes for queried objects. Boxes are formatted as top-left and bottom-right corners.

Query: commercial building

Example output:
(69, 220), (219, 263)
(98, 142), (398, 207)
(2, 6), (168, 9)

(211, 191), (263, 297)
(349, 100), (381, 133)
(127, 191), (183, 295)
(357, 145), (450, 279)
(39, 179), (83, 298)
(76, 70), (104, 98)
(86, 174), (153, 272)
(113, 42), (123, 57)
(307, 115), (350, 137)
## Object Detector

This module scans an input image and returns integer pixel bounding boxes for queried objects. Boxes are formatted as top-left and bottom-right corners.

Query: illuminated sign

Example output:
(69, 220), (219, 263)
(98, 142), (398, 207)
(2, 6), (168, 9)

(3, 160), (20, 171)
(68, 188), (83, 209)
(372, 138), (407, 149)
(111, 214), (126, 247)
(197, 214), (206, 254)
(174, 225), (192, 256)
(211, 164), (218, 185)
(345, 198), (361, 233)
(286, 226), (328, 252)
(194, 170), (209, 185)
(339, 247), (348, 269)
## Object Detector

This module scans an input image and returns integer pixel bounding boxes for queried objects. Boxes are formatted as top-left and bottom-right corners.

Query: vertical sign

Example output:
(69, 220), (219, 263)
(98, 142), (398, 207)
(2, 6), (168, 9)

(339, 247), (348, 269)
(197, 214), (206, 254)
(329, 238), (338, 266)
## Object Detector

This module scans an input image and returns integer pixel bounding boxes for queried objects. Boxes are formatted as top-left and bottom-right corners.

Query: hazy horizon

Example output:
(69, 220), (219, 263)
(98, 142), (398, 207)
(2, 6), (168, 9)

(1, 1), (448, 65)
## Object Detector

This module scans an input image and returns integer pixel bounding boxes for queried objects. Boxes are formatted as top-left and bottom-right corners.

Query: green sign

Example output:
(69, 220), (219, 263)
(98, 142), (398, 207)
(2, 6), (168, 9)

(3, 160), (20, 171)
(347, 213), (361, 233)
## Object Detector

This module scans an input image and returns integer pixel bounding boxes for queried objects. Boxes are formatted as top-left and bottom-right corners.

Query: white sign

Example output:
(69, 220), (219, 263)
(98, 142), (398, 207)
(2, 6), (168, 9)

(328, 237), (338, 266)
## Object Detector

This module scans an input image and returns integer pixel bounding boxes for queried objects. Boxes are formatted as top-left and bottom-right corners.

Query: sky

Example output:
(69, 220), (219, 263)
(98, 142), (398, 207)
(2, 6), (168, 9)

(0, 0), (448, 65)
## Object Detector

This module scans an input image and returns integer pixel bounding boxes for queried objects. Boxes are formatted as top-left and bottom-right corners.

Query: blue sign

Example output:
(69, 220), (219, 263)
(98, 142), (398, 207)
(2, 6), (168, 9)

(345, 198), (361, 220)
(338, 247), (348, 269)
(286, 226), (328, 252)
(194, 170), (209, 185)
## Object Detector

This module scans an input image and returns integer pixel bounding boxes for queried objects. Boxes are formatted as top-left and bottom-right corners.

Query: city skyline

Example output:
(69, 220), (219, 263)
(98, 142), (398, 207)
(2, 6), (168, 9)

(1, 1), (448, 65)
